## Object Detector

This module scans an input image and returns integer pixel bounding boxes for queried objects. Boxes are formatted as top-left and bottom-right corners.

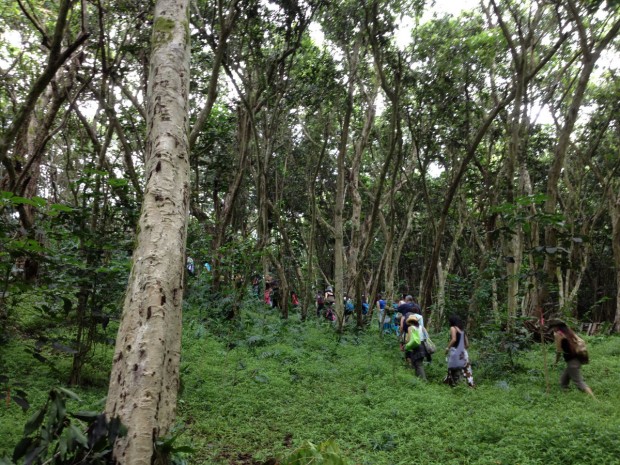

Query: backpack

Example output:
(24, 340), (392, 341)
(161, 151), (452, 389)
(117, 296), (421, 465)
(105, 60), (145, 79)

(572, 335), (589, 364)
(405, 326), (421, 350)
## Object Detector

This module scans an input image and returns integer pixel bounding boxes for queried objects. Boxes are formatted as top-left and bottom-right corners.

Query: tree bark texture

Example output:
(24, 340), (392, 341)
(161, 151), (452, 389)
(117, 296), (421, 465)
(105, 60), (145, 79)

(105, 0), (191, 463)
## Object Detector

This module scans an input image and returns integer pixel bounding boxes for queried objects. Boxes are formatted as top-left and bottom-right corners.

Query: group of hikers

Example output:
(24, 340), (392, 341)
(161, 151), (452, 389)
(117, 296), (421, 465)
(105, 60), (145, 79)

(252, 276), (593, 395)
(256, 277), (300, 312)
(314, 288), (476, 387)
(376, 293), (475, 387)
(338, 289), (593, 395)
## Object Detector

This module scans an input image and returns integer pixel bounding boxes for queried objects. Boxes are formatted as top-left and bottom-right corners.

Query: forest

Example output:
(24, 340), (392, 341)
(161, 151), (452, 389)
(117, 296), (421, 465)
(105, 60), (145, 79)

(1, 0), (619, 464)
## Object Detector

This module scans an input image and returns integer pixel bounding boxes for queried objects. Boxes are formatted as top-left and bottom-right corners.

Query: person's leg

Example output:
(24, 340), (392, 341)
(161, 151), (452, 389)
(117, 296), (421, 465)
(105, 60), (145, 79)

(446, 368), (460, 386)
(413, 358), (426, 380)
(463, 361), (475, 387)
(566, 359), (594, 397)
(559, 364), (571, 390)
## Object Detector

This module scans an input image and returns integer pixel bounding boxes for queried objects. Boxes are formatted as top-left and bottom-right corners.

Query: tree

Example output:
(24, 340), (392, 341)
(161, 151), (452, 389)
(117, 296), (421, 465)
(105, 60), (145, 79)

(104, 0), (191, 462)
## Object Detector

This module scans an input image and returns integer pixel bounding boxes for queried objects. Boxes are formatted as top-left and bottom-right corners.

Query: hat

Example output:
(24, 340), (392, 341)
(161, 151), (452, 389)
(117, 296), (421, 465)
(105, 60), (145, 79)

(406, 314), (419, 324)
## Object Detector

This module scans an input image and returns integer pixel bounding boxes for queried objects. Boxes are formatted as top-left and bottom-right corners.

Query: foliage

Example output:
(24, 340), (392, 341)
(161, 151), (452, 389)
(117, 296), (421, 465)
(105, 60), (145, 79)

(0, 190), (130, 385)
(2, 292), (620, 464)
(173, 295), (620, 464)
(0, 374), (30, 412)
(153, 425), (195, 465)
(475, 321), (535, 378)
(0, 387), (125, 465)
(279, 439), (350, 465)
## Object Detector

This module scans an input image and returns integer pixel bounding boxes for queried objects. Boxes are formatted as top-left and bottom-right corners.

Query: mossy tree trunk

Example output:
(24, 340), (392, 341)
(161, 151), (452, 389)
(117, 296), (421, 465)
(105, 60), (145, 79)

(105, 0), (191, 463)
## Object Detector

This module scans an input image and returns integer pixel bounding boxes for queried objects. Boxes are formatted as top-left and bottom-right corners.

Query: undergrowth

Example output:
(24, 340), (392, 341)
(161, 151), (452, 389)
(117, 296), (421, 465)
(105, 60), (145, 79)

(1, 289), (620, 464)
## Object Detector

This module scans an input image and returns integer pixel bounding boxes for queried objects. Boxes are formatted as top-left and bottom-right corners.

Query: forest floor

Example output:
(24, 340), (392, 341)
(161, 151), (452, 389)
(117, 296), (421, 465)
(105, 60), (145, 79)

(1, 293), (620, 464)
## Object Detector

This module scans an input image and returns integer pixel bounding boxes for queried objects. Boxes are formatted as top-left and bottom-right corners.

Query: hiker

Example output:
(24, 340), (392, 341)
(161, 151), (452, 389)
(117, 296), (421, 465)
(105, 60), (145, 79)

(186, 256), (195, 276)
(344, 295), (354, 317)
(376, 294), (389, 331)
(444, 315), (474, 387)
(251, 274), (261, 297)
(405, 314), (427, 380)
(549, 320), (594, 397)
(271, 281), (281, 310)
(410, 310), (432, 362)
(391, 304), (400, 335)
(397, 295), (420, 341)
(264, 282), (272, 307)
(316, 290), (325, 317)
(290, 290), (300, 309)
(324, 286), (336, 321)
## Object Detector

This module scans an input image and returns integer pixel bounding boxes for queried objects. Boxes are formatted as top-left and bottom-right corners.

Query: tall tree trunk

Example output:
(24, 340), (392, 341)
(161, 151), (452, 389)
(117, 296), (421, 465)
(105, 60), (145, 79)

(612, 195), (620, 332)
(435, 214), (464, 326)
(304, 122), (329, 319)
(333, 41), (359, 331)
(541, 4), (620, 309)
(105, 1), (191, 463)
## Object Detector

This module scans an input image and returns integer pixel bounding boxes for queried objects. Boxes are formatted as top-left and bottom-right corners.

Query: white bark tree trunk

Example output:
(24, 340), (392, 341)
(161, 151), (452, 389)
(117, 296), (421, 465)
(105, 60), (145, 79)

(105, 0), (191, 463)
(436, 219), (463, 326)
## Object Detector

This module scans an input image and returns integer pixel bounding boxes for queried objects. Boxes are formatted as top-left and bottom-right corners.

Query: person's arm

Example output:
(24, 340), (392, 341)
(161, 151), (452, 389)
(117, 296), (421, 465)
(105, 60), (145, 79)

(554, 332), (563, 364)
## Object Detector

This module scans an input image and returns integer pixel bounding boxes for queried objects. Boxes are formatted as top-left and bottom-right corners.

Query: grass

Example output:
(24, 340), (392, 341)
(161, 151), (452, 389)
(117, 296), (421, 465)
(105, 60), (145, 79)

(2, 293), (620, 464)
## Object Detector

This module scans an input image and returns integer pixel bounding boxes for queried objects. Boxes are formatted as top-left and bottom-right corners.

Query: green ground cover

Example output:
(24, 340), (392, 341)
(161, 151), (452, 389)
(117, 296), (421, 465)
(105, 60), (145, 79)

(2, 296), (619, 464)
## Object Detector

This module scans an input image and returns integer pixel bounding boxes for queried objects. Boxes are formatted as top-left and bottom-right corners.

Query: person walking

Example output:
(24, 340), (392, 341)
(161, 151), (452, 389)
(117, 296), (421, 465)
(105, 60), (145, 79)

(377, 294), (392, 333)
(397, 295), (420, 349)
(548, 320), (594, 397)
(444, 315), (474, 387)
(324, 286), (336, 321)
(316, 290), (325, 317)
(264, 282), (272, 307)
(405, 314), (427, 380)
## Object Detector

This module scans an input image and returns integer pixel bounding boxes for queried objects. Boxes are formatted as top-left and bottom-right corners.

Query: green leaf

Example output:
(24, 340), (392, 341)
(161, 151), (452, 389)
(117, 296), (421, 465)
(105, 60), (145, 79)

(24, 407), (46, 436)
(108, 178), (129, 188)
(9, 196), (38, 206)
(57, 387), (81, 402)
(12, 437), (33, 462)
(58, 433), (67, 459)
(171, 446), (195, 453)
(12, 396), (29, 412)
(68, 424), (88, 448)
(71, 410), (100, 422)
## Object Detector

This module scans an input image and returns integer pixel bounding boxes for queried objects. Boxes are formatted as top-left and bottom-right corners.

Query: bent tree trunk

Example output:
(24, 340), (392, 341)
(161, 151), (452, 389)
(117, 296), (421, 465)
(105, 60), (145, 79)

(105, 0), (191, 463)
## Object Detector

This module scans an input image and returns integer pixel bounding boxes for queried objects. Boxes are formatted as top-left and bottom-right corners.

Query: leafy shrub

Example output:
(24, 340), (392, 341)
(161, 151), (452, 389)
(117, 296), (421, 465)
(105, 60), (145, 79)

(0, 388), (124, 465)
(475, 323), (533, 378)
